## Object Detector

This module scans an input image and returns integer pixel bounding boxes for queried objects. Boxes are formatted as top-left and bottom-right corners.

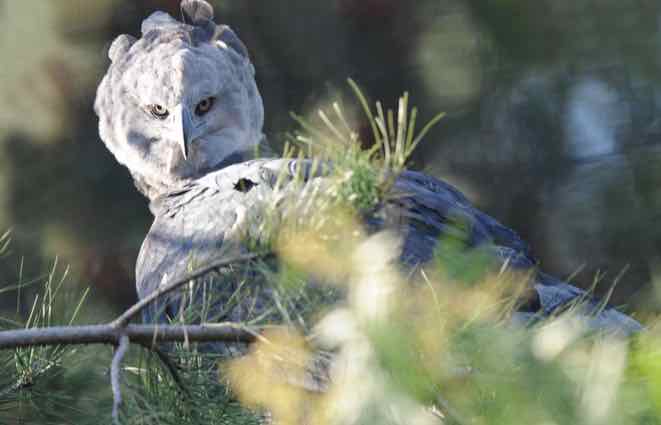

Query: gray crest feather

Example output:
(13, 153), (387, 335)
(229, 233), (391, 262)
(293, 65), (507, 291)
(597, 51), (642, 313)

(216, 25), (250, 59)
(181, 0), (215, 26)
(108, 34), (136, 62)
(141, 11), (178, 35)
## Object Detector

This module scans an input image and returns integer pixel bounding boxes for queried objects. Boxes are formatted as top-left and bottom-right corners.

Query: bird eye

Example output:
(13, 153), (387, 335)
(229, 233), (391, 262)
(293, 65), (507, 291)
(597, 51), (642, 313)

(195, 97), (215, 116)
(148, 104), (169, 119)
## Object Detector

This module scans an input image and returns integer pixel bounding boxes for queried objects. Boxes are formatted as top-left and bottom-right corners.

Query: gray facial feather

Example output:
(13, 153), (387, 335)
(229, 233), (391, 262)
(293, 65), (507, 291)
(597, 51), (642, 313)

(95, 0), (263, 201)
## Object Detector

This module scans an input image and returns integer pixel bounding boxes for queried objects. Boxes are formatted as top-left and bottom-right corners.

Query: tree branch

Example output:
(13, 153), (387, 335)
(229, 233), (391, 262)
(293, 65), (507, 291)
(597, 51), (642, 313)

(0, 323), (258, 349)
(0, 251), (269, 418)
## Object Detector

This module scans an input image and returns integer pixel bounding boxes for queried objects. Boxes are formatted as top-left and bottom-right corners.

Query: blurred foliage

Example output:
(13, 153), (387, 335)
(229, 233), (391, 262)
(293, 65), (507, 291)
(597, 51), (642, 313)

(228, 193), (659, 425)
(3, 213), (661, 424)
(224, 88), (661, 425)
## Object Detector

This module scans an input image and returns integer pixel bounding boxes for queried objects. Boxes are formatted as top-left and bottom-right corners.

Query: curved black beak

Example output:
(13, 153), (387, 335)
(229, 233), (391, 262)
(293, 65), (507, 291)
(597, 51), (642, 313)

(174, 104), (194, 160)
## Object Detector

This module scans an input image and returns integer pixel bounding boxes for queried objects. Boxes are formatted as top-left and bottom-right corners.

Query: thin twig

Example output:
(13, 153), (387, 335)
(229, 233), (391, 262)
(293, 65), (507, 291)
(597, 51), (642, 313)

(112, 252), (265, 327)
(111, 334), (129, 425)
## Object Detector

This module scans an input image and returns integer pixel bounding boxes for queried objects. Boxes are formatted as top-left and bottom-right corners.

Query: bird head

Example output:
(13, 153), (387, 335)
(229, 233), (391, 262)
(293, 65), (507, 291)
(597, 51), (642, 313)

(95, 0), (264, 200)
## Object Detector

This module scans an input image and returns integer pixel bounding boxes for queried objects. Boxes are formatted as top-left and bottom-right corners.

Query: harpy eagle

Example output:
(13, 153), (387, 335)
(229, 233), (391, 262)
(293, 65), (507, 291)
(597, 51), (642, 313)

(93, 0), (641, 342)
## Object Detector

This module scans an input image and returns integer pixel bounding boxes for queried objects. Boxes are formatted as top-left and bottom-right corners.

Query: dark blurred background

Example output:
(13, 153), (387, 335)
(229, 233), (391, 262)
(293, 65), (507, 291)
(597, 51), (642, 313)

(1, 0), (660, 319)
